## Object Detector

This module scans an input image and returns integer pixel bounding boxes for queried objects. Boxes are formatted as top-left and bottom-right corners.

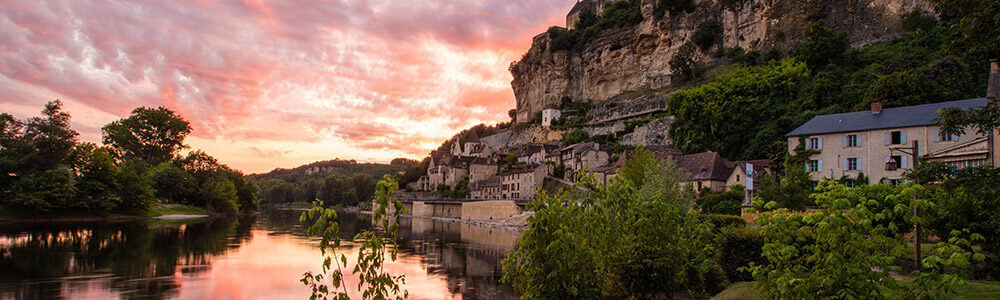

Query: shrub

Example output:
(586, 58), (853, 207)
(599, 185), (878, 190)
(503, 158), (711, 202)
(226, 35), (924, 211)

(562, 128), (589, 144)
(669, 43), (698, 81)
(715, 225), (763, 282)
(701, 213), (746, 228)
(697, 191), (744, 215)
(692, 20), (722, 52)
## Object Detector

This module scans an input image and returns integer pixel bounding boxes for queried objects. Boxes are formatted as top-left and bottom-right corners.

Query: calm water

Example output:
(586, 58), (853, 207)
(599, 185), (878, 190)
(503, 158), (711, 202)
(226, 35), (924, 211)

(0, 209), (522, 299)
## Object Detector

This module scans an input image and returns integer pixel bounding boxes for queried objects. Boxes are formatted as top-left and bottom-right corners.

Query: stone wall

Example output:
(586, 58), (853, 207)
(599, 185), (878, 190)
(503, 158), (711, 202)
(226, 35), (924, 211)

(461, 200), (523, 222)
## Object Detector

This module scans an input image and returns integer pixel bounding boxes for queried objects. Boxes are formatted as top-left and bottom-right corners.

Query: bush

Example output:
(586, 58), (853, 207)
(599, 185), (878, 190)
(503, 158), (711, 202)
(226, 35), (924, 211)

(669, 43), (698, 81)
(697, 191), (744, 215)
(715, 226), (763, 282)
(654, 0), (695, 18)
(901, 9), (937, 32)
(701, 213), (746, 229)
(692, 19), (722, 52)
(562, 128), (589, 144)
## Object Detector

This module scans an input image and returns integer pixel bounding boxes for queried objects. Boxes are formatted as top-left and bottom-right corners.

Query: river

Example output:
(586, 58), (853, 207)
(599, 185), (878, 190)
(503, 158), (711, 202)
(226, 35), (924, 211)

(0, 208), (522, 299)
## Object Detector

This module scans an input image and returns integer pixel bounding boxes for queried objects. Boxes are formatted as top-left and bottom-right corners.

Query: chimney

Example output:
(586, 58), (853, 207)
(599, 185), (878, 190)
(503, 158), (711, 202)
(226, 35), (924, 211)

(871, 102), (883, 115)
(988, 59), (999, 105)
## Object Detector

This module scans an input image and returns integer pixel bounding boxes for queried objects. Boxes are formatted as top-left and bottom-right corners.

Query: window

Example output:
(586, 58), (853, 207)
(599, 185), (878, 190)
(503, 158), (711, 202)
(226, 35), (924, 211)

(940, 132), (956, 142)
(847, 158), (858, 171)
(891, 131), (902, 145)
(807, 160), (820, 172)
(807, 137), (822, 150)
(891, 155), (903, 169)
(847, 134), (858, 147)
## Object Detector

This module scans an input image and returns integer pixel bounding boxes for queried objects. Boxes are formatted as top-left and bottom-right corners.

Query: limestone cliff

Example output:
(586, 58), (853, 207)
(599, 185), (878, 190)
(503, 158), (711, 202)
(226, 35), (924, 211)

(510, 0), (934, 121)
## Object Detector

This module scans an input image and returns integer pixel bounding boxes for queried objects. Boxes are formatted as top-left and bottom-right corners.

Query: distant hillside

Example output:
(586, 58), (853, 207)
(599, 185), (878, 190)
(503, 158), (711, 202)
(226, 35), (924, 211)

(250, 158), (417, 184)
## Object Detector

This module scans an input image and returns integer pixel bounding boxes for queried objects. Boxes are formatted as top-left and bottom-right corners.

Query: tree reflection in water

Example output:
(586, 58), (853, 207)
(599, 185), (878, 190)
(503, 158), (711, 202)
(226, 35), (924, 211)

(0, 215), (253, 299)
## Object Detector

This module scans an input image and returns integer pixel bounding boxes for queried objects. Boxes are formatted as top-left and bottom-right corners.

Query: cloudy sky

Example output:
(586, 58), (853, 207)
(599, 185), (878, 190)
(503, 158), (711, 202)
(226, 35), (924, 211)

(1, 0), (575, 173)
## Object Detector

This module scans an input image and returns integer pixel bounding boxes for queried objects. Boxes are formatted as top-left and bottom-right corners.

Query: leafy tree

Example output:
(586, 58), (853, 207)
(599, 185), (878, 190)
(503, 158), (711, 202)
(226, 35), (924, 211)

(319, 173), (356, 206)
(669, 43), (698, 81)
(149, 162), (199, 205)
(69, 143), (122, 211)
(756, 141), (817, 210)
(793, 22), (849, 68)
(200, 178), (238, 214)
(715, 225), (763, 282)
(692, 19), (722, 52)
(350, 173), (375, 205)
(102, 106), (191, 165)
(301, 176), (407, 300)
(864, 69), (943, 107)
(667, 59), (810, 161)
(502, 149), (718, 298)
(750, 181), (982, 299)
(697, 190), (743, 215)
(114, 161), (157, 210)
(928, 166), (1000, 256)
(901, 9), (938, 32)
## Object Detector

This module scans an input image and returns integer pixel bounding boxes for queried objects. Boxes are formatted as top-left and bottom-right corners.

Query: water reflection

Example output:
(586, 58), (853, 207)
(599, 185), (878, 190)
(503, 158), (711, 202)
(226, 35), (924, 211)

(0, 209), (521, 299)
(0, 216), (254, 299)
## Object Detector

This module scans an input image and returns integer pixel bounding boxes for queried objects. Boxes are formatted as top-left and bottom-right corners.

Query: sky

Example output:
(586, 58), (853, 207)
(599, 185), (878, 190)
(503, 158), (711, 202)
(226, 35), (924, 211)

(0, 0), (576, 173)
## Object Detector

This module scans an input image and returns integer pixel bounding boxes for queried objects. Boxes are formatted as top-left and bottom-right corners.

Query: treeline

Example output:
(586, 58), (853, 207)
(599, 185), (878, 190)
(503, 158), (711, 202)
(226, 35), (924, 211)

(0, 101), (257, 215)
(667, 1), (996, 164)
(252, 158), (417, 206)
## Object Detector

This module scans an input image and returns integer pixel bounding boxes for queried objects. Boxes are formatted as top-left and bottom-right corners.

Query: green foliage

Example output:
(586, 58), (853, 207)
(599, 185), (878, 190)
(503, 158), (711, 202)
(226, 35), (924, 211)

(502, 149), (716, 298)
(669, 43), (698, 81)
(101, 106), (191, 165)
(700, 213), (746, 229)
(928, 167), (1000, 256)
(436, 180), (469, 199)
(667, 59), (810, 161)
(793, 22), (849, 68)
(901, 9), (939, 32)
(200, 178), (238, 214)
(692, 19), (722, 52)
(300, 176), (407, 300)
(697, 190), (744, 215)
(864, 68), (946, 107)
(562, 128), (589, 144)
(654, 0), (695, 18)
(936, 103), (1000, 139)
(549, 0), (643, 52)
(750, 181), (980, 299)
(756, 141), (818, 210)
(150, 161), (198, 205)
(715, 225), (763, 282)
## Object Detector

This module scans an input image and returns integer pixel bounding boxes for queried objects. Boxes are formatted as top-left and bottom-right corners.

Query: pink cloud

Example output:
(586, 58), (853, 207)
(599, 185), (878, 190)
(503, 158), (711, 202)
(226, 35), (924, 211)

(0, 0), (577, 172)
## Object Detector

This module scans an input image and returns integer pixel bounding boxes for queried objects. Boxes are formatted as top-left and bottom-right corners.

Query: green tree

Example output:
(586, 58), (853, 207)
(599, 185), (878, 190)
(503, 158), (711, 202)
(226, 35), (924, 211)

(750, 181), (982, 299)
(319, 173), (355, 206)
(562, 128), (589, 144)
(669, 43), (698, 81)
(794, 22), (849, 68)
(69, 143), (122, 211)
(102, 107), (192, 165)
(350, 173), (376, 205)
(692, 19), (722, 52)
(200, 178), (238, 214)
(756, 141), (818, 210)
(301, 176), (407, 300)
(502, 149), (718, 298)
(149, 162), (198, 205)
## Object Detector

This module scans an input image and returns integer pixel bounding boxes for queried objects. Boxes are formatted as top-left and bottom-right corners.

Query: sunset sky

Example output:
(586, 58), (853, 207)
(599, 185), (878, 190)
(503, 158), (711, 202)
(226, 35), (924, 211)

(0, 0), (576, 173)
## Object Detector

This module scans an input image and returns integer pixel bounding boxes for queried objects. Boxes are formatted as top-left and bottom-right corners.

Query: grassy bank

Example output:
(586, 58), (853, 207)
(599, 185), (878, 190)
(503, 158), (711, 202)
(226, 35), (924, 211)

(712, 281), (1000, 299)
(0, 203), (210, 223)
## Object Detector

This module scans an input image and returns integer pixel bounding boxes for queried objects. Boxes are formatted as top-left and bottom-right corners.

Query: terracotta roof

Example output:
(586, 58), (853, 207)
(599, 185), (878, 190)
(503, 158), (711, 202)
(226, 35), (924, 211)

(676, 151), (730, 181)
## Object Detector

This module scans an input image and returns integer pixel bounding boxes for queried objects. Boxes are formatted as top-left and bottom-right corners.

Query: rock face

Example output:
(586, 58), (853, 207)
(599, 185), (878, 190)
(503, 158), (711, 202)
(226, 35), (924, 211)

(510, 0), (934, 121)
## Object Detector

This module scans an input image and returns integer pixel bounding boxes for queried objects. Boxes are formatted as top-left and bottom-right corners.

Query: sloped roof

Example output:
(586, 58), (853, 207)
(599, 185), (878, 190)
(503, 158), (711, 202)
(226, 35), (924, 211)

(786, 98), (987, 137)
(676, 151), (730, 181)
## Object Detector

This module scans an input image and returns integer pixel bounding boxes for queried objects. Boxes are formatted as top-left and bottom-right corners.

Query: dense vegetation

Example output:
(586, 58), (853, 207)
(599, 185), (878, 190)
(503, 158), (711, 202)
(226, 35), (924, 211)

(0, 101), (256, 215)
(251, 159), (414, 206)
(503, 148), (997, 297)
(548, 0), (644, 52)
(667, 0), (997, 164)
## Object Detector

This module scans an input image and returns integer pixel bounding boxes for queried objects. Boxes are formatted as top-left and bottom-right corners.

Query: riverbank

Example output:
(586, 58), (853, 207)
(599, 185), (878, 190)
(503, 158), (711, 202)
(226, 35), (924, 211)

(360, 209), (531, 231)
(0, 203), (211, 224)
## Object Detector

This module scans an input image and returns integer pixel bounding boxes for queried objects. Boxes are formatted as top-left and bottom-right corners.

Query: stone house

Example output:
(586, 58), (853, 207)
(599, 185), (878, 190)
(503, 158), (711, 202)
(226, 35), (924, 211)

(518, 144), (562, 165)
(469, 157), (498, 183)
(676, 151), (731, 194)
(560, 142), (610, 181)
(542, 107), (561, 128)
(786, 99), (989, 184)
(470, 177), (502, 200)
(500, 164), (552, 200)
(724, 160), (770, 191)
